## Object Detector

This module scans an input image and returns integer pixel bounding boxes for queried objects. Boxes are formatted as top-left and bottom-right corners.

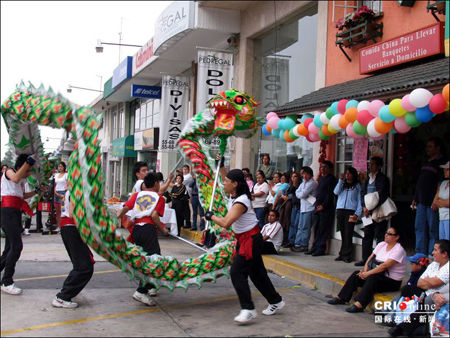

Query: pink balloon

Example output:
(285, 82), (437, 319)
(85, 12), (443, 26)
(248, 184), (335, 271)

(303, 117), (313, 129)
(267, 116), (280, 129)
(346, 123), (362, 138)
(394, 116), (412, 134)
(266, 112), (278, 121)
(337, 99), (348, 114)
(369, 100), (384, 117)
(356, 110), (373, 126)
(308, 123), (319, 134)
(309, 132), (320, 142)
(401, 94), (415, 112)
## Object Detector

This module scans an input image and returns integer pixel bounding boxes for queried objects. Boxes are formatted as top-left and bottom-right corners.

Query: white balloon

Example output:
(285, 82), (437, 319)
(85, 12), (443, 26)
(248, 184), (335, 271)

(357, 100), (371, 112)
(409, 88), (433, 108)
(291, 125), (301, 137)
(329, 114), (342, 131)
(320, 112), (329, 125)
(367, 119), (381, 138)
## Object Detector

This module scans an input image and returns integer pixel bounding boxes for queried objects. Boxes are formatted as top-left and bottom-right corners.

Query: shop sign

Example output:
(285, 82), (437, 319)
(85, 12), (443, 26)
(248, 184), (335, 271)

(134, 131), (143, 151)
(197, 49), (234, 149)
(153, 1), (195, 53)
(352, 138), (369, 173)
(103, 77), (114, 99)
(112, 56), (133, 88)
(261, 57), (289, 112)
(159, 75), (190, 152)
(112, 135), (137, 157)
(132, 39), (157, 76)
(142, 128), (159, 150)
(360, 23), (444, 74)
(131, 85), (161, 99)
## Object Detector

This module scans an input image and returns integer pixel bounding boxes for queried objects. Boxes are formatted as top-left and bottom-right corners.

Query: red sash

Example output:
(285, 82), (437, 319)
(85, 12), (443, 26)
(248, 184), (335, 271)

(1, 196), (33, 217)
(234, 226), (260, 260)
(60, 216), (75, 227)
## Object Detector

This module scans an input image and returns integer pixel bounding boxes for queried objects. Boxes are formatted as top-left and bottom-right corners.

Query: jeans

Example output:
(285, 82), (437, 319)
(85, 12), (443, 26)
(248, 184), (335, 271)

(288, 206), (300, 244)
(414, 203), (439, 255)
(254, 208), (266, 229)
(439, 219), (450, 240)
(191, 195), (205, 231)
(294, 211), (313, 248)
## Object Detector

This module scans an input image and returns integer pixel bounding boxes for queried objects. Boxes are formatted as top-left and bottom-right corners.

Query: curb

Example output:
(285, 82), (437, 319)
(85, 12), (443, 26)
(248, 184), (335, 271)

(179, 229), (394, 312)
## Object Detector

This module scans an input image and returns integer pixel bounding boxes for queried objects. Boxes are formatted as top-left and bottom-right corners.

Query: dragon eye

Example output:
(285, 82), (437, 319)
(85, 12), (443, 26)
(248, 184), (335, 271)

(234, 95), (246, 105)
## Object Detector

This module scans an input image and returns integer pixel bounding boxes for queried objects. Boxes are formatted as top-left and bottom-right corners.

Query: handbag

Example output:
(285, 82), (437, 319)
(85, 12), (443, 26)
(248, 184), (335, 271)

(367, 255), (384, 271)
(372, 197), (398, 223)
(364, 191), (379, 211)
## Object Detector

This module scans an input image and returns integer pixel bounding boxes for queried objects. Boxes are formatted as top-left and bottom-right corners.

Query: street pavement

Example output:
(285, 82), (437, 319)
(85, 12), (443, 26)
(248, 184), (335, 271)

(1, 232), (390, 337)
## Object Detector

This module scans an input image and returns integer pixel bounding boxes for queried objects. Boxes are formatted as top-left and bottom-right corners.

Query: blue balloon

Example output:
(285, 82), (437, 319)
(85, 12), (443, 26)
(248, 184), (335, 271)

(313, 114), (323, 128)
(331, 101), (339, 115)
(272, 128), (281, 138)
(346, 100), (359, 110)
(262, 124), (271, 136)
(379, 105), (396, 123)
(415, 105), (434, 123)
(279, 129), (286, 140)
(284, 118), (296, 129)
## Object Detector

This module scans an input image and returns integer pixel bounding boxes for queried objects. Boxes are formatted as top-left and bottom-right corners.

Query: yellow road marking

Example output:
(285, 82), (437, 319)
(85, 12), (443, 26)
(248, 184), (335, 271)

(14, 269), (120, 282)
(1, 287), (293, 335)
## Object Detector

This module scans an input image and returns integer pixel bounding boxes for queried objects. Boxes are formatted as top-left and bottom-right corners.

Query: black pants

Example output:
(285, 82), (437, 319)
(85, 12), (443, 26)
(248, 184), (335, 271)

(336, 209), (356, 260)
(261, 241), (278, 255)
(172, 200), (191, 234)
(230, 233), (282, 310)
(338, 271), (402, 308)
(0, 207), (23, 286)
(310, 209), (335, 254)
(57, 226), (94, 301)
(133, 224), (160, 293)
(362, 220), (388, 261)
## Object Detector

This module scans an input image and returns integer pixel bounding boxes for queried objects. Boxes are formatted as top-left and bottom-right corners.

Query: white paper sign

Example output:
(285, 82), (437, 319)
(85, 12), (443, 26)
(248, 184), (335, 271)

(306, 195), (316, 205)
(361, 216), (373, 227)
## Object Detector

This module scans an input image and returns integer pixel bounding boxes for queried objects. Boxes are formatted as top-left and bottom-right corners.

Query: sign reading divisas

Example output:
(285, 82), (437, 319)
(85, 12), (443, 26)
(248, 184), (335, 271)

(359, 23), (444, 74)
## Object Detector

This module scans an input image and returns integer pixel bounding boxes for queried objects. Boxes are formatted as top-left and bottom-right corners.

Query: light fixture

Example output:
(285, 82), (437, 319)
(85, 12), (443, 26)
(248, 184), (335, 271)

(95, 39), (142, 53)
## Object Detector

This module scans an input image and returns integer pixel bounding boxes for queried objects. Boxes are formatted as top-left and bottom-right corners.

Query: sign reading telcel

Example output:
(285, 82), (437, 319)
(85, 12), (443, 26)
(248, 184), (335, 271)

(359, 23), (444, 74)
(131, 85), (161, 99)
(112, 56), (132, 88)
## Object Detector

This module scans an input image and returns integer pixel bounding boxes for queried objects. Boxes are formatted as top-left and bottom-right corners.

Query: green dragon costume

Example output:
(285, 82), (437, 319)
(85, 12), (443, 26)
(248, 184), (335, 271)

(1, 84), (262, 291)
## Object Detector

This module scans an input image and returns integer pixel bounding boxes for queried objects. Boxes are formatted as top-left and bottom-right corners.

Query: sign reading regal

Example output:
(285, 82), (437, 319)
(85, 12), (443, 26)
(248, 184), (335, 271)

(359, 23), (444, 74)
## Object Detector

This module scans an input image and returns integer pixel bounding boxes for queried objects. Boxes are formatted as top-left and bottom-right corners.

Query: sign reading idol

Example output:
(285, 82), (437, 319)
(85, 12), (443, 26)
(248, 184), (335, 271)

(112, 56), (132, 88)
(131, 85), (162, 99)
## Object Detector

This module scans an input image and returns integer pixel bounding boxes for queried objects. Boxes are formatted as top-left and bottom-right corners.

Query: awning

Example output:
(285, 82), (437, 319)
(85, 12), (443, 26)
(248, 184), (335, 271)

(111, 135), (137, 157)
(273, 57), (449, 116)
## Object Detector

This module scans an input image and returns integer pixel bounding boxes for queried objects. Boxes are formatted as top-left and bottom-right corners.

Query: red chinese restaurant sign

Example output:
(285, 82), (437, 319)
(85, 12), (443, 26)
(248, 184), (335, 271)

(359, 23), (444, 74)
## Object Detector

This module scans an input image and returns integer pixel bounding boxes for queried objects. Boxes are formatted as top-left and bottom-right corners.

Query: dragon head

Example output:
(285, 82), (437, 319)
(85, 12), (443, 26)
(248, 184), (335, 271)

(207, 89), (263, 138)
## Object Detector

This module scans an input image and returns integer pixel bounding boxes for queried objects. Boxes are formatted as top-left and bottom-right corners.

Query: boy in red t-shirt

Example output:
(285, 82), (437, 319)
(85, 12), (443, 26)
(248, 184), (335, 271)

(117, 172), (168, 306)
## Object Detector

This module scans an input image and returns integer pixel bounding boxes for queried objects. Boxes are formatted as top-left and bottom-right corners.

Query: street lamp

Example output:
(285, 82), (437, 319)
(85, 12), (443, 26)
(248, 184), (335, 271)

(95, 39), (142, 53)
(67, 85), (103, 93)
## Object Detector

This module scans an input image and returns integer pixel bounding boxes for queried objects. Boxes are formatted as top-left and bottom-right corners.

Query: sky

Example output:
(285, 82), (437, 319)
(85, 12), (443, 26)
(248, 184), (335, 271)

(1, 1), (171, 160)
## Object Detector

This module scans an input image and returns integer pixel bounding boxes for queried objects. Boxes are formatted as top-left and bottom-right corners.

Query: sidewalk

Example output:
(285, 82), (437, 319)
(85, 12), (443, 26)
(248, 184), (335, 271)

(179, 228), (400, 313)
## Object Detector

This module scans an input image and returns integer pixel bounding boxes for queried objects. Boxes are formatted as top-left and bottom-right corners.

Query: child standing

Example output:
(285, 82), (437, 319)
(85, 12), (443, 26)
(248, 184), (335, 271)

(261, 210), (283, 255)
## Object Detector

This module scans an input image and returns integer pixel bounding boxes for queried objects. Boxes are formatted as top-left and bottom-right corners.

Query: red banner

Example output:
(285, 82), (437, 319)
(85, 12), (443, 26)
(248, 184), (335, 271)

(359, 23), (444, 74)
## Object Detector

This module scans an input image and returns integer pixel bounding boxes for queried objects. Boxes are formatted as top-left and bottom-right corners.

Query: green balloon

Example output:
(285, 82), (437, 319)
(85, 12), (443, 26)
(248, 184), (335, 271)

(353, 120), (367, 135)
(404, 111), (422, 128)
(318, 129), (330, 140)
(288, 129), (299, 140)
(326, 107), (335, 120)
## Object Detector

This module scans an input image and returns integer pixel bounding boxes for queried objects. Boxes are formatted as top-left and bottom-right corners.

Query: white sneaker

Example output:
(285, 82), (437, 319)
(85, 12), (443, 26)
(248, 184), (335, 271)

(1, 283), (22, 295)
(133, 291), (156, 306)
(234, 309), (257, 323)
(52, 297), (78, 308)
(262, 300), (285, 315)
(23, 229), (30, 236)
(148, 288), (157, 297)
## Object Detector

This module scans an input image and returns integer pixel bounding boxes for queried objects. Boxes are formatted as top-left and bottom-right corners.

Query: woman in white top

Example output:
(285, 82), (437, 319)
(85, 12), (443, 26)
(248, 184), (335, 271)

(433, 161), (449, 240)
(205, 168), (285, 324)
(54, 162), (68, 227)
(251, 170), (269, 229)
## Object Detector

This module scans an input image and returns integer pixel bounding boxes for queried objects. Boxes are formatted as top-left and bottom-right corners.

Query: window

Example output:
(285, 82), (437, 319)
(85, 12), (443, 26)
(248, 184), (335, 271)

(361, 0), (382, 13)
(134, 98), (161, 132)
(146, 101), (153, 129)
(118, 103), (125, 138)
(111, 106), (118, 140)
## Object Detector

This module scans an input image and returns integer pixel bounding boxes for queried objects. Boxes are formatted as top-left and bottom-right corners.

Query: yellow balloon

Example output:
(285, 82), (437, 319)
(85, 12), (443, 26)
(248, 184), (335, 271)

(388, 98), (407, 117)
(328, 124), (338, 134)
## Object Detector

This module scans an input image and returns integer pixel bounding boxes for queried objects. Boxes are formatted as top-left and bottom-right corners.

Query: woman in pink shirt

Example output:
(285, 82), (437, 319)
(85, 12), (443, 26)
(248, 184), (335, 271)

(327, 225), (406, 313)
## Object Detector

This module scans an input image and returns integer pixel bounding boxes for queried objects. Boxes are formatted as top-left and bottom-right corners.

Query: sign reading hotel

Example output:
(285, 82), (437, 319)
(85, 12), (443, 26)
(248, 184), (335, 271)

(359, 23), (444, 74)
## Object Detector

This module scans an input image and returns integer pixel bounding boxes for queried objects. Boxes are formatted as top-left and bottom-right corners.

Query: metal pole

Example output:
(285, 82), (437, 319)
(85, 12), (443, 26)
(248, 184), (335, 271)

(205, 157), (222, 231)
(168, 233), (207, 252)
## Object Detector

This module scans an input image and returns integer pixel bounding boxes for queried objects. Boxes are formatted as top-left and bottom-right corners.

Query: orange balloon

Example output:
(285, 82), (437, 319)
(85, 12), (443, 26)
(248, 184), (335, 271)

(284, 130), (294, 142)
(265, 124), (273, 133)
(344, 107), (358, 123)
(321, 124), (333, 136)
(374, 117), (393, 134)
(442, 83), (449, 103)
(338, 114), (349, 129)
(297, 124), (309, 136)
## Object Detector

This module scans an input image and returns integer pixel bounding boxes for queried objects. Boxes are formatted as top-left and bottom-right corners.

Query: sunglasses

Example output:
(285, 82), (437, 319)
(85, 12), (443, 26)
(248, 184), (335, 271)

(385, 232), (398, 236)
